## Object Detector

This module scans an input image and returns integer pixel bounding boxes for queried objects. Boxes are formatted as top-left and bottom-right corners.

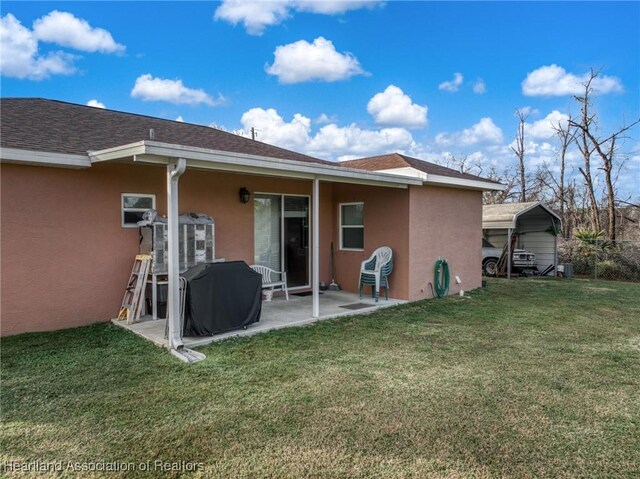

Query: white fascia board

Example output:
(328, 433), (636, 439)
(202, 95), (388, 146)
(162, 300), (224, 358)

(373, 167), (428, 180)
(424, 174), (505, 191)
(88, 141), (146, 162)
(369, 165), (504, 191)
(482, 221), (515, 230)
(90, 141), (422, 188)
(0, 147), (91, 168)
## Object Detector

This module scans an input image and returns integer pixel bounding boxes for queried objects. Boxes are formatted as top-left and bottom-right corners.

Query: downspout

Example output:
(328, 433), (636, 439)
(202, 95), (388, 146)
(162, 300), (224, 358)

(167, 158), (187, 349)
(312, 178), (320, 318)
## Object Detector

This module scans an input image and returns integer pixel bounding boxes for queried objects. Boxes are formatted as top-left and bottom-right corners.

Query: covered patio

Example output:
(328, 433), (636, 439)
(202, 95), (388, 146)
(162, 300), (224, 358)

(90, 140), (419, 361)
(112, 290), (405, 348)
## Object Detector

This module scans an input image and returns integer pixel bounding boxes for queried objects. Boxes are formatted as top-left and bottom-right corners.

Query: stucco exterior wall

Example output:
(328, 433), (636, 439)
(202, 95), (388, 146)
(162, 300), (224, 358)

(0, 163), (333, 335)
(408, 185), (483, 300)
(331, 184), (410, 300)
(1, 162), (484, 336)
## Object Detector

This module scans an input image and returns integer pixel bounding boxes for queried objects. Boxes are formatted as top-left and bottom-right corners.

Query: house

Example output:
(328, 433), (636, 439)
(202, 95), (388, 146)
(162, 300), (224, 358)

(0, 98), (504, 345)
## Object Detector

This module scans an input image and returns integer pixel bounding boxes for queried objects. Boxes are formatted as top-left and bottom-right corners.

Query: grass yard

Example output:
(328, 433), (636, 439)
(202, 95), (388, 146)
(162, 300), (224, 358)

(2, 279), (639, 478)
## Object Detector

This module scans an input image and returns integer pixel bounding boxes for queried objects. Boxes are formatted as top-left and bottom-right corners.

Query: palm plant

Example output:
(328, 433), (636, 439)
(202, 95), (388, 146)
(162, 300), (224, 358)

(574, 228), (613, 256)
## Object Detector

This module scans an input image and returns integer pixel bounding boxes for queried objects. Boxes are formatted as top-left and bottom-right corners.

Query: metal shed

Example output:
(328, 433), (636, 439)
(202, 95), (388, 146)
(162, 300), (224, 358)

(483, 202), (562, 277)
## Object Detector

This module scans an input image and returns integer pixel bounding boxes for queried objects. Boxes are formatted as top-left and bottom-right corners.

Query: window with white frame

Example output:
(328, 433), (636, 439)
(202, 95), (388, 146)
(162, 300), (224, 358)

(121, 193), (155, 228)
(340, 202), (364, 250)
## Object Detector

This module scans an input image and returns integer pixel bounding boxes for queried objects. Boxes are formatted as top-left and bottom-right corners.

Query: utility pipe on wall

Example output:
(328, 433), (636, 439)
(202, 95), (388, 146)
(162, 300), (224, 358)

(167, 158), (187, 349)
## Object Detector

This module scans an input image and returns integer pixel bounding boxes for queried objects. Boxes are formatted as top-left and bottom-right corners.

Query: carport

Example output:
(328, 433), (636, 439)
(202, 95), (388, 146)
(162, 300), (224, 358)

(483, 202), (562, 278)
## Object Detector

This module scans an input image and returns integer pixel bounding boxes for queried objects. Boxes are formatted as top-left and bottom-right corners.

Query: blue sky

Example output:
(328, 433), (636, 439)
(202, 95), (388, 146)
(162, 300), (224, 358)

(2, 1), (639, 196)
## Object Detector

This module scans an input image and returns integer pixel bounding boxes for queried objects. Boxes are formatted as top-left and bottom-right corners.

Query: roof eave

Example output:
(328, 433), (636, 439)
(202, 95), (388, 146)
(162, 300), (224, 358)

(424, 174), (505, 191)
(0, 146), (91, 168)
(89, 140), (422, 188)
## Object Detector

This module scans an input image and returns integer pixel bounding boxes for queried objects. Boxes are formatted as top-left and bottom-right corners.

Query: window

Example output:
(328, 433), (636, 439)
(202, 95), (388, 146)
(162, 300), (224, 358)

(340, 202), (364, 250)
(121, 193), (155, 228)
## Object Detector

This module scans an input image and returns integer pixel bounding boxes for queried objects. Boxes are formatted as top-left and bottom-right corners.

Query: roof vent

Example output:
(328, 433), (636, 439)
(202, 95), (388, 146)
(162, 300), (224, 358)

(149, 128), (155, 140)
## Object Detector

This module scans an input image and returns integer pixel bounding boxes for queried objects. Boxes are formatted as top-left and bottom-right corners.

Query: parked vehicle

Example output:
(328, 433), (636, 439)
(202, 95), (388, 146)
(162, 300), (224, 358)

(482, 238), (536, 276)
(482, 239), (502, 275)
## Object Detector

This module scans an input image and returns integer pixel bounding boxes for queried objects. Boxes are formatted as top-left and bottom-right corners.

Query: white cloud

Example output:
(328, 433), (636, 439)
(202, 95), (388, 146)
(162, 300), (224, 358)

(308, 123), (414, 157)
(473, 79), (486, 94)
(436, 117), (503, 147)
(131, 74), (222, 105)
(175, 116), (184, 122)
(241, 107), (312, 150)
(522, 64), (623, 96)
(524, 110), (570, 140)
(214, 0), (290, 35)
(367, 85), (428, 128)
(1, 11), (124, 80)
(265, 37), (365, 83)
(315, 113), (337, 124)
(461, 118), (503, 145)
(434, 133), (453, 148)
(239, 107), (415, 160)
(86, 99), (105, 108)
(438, 72), (464, 92)
(0, 13), (76, 80)
(294, 0), (381, 14)
(33, 11), (124, 53)
(214, 0), (381, 35)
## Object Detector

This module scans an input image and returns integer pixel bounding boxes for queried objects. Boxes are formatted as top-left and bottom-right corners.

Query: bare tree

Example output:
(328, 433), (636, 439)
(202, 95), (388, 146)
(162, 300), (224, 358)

(483, 166), (519, 205)
(552, 118), (577, 237)
(569, 69), (640, 240)
(570, 71), (601, 232)
(565, 180), (579, 236)
(511, 109), (528, 202)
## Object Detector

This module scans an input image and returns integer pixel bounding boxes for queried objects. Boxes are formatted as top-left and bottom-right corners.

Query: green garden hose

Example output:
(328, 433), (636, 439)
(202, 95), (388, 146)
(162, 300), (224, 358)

(434, 258), (450, 298)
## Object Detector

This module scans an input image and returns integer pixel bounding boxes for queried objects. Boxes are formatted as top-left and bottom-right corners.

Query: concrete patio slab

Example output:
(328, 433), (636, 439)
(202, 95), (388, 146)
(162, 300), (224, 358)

(112, 290), (404, 349)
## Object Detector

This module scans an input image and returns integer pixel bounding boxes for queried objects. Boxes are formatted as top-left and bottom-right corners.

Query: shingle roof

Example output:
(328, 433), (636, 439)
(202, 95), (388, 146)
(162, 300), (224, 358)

(0, 98), (331, 165)
(341, 153), (501, 184)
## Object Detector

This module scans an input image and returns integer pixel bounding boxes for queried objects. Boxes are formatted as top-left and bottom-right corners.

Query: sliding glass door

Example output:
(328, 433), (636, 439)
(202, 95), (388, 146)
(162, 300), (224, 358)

(254, 194), (281, 272)
(254, 194), (310, 288)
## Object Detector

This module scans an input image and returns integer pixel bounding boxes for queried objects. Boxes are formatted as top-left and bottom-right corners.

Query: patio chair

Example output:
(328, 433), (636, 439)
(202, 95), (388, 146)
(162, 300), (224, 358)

(359, 246), (393, 302)
(250, 265), (289, 300)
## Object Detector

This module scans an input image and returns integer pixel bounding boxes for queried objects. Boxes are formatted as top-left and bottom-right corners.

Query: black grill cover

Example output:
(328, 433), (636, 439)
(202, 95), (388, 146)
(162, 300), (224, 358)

(182, 261), (262, 336)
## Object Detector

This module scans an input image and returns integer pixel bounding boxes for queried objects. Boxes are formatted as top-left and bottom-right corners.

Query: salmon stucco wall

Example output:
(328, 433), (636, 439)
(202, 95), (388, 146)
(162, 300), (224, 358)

(408, 185), (483, 300)
(331, 184), (410, 300)
(1, 162), (333, 335)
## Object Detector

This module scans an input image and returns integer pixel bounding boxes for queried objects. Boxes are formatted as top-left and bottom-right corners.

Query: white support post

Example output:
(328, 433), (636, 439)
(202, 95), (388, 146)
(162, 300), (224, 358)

(167, 158), (187, 349)
(312, 178), (320, 318)
(507, 227), (512, 280)
(152, 274), (157, 320)
(553, 233), (558, 277)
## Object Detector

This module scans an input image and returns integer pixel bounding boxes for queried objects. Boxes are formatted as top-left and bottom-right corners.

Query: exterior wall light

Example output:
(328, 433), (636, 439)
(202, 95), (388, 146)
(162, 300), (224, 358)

(239, 187), (251, 204)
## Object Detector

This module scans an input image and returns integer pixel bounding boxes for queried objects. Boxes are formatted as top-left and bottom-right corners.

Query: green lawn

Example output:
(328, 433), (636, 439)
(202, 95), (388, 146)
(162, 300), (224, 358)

(2, 279), (639, 478)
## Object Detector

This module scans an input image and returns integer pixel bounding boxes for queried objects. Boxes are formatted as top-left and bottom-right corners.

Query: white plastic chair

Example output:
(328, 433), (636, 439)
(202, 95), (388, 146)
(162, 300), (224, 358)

(358, 246), (393, 302)
(250, 265), (289, 300)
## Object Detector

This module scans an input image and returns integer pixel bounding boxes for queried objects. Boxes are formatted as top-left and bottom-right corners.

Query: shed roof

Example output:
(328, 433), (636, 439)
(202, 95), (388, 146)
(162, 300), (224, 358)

(483, 202), (561, 229)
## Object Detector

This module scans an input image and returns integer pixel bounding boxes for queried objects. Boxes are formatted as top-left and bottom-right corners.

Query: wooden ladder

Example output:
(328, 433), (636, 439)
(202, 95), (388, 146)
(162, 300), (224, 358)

(118, 255), (152, 324)
(496, 234), (518, 276)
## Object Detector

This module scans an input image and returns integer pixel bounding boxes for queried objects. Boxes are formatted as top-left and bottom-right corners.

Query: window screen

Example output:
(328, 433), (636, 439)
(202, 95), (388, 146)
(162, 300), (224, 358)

(122, 193), (156, 228)
(340, 203), (364, 250)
